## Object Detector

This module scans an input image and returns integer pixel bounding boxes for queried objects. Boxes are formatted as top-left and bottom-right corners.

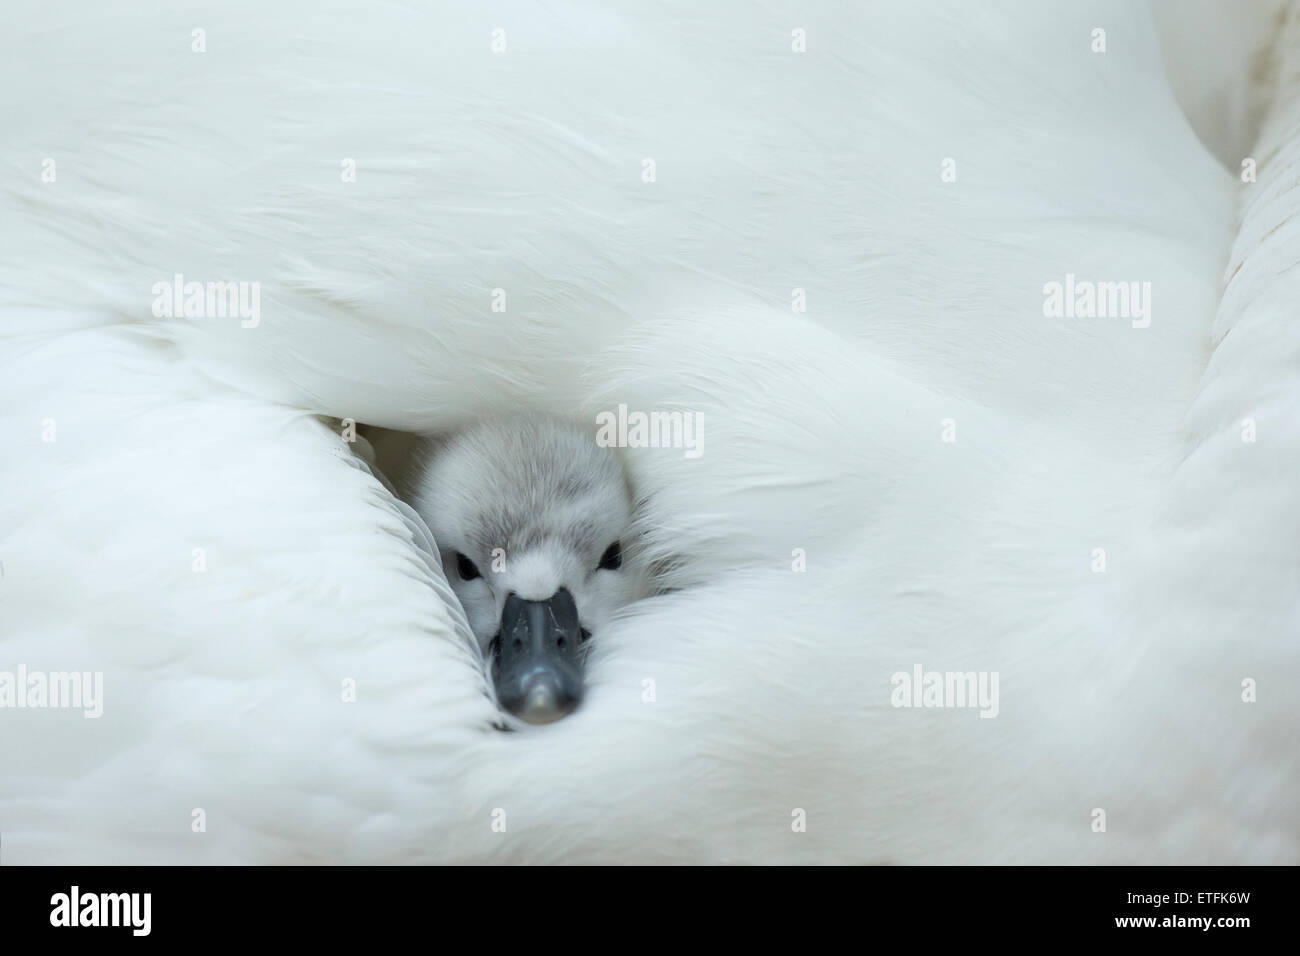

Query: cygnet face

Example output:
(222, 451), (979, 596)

(409, 416), (646, 723)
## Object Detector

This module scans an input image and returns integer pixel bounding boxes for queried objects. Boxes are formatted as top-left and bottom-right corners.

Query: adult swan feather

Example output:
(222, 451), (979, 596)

(0, 0), (1295, 863)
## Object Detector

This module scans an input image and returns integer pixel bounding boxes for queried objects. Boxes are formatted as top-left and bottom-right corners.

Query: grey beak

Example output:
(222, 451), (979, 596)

(492, 588), (585, 724)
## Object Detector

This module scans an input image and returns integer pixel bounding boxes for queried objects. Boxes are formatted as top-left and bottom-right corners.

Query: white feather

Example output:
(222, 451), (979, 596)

(0, 0), (1295, 862)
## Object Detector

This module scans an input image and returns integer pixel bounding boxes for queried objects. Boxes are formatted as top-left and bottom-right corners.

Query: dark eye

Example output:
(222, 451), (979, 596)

(456, 552), (481, 580)
(598, 541), (622, 571)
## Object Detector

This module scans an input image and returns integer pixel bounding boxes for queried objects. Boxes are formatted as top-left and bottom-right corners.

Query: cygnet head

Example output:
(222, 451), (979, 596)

(409, 416), (646, 724)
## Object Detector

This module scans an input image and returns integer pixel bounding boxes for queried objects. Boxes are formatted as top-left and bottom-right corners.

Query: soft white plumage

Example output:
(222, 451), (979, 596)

(0, 0), (1295, 863)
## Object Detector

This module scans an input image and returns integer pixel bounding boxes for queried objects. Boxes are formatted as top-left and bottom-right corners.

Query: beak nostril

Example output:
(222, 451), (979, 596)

(494, 589), (584, 723)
